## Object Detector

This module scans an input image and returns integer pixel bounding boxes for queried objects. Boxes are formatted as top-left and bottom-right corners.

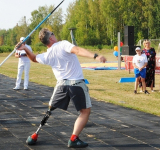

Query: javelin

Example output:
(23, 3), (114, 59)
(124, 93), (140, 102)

(0, 0), (64, 67)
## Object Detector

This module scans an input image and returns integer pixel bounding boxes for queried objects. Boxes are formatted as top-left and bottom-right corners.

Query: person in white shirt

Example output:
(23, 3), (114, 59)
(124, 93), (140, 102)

(13, 37), (32, 90)
(132, 47), (149, 94)
(16, 28), (106, 148)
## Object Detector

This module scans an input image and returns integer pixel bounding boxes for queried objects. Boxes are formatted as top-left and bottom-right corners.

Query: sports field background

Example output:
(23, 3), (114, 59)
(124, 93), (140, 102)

(0, 49), (160, 116)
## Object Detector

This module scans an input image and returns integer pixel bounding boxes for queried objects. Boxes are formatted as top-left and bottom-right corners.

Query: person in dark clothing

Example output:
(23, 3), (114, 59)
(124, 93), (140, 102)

(139, 40), (156, 92)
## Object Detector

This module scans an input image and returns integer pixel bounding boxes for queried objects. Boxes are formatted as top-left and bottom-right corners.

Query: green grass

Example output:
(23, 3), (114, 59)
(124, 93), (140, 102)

(1, 49), (160, 116)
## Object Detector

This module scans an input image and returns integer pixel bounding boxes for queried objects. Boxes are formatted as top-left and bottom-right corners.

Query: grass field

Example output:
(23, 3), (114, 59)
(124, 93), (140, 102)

(1, 49), (160, 116)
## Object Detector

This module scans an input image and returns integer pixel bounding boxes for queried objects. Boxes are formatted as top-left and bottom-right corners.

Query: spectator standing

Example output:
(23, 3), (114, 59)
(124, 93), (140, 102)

(133, 47), (149, 94)
(13, 37), (32, 90)
(142, 40), (156, 92)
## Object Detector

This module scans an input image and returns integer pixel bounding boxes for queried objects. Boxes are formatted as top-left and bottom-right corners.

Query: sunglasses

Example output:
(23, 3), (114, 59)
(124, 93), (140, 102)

(49, 32), (54, 38)
(50, 32), (54, 36)
(48, 32), (54, 40)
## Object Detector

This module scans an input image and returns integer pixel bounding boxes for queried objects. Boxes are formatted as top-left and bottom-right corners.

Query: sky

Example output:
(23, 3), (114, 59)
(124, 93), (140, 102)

(0, 0), (74, 30)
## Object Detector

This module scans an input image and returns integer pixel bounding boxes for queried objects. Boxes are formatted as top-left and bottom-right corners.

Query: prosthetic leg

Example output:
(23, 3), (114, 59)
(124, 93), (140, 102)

(26, 107), (55, 145)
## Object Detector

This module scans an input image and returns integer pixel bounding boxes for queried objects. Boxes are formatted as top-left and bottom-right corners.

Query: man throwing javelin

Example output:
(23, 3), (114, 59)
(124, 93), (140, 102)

(16, 28), (106, 148)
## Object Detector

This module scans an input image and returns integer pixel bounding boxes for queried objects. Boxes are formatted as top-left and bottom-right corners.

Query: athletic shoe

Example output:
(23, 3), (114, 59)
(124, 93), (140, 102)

(24, 87), (28, 90)
(134, 90), (137, 94)
(140, 90), (143, 93)
(144, 90), (150, 94)
(13, 86), (20, 90)
(151, 90), (154, 92)
(68, 138), (88, 148)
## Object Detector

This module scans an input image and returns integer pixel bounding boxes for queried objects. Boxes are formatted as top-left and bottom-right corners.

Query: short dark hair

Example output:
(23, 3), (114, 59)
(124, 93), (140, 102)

(39, 28), (51, 45)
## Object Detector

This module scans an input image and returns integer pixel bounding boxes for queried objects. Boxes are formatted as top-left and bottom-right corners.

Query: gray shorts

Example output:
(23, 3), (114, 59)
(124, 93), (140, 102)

(49, 79), (92, 111)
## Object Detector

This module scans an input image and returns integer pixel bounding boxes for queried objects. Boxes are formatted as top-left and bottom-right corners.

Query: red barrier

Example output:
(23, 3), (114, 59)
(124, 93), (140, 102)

(123, 56), (160, 74)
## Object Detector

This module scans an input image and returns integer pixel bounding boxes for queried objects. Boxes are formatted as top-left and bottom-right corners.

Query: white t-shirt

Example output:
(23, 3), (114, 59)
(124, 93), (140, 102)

(36, 40), (84, 81)
(16, 44), (32, 63)
(132, 53), (148, 68)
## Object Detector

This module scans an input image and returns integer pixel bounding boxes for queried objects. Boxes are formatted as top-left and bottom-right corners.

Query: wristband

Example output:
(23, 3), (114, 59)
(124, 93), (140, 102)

(94, 53), (98, 59)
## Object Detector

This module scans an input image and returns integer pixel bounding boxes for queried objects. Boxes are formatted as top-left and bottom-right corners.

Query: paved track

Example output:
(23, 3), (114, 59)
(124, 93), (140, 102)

(0, 74), (160, 150)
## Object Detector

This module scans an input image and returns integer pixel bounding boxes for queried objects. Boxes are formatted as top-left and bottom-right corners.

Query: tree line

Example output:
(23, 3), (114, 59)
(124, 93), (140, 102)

(0, 0), (160, 50)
